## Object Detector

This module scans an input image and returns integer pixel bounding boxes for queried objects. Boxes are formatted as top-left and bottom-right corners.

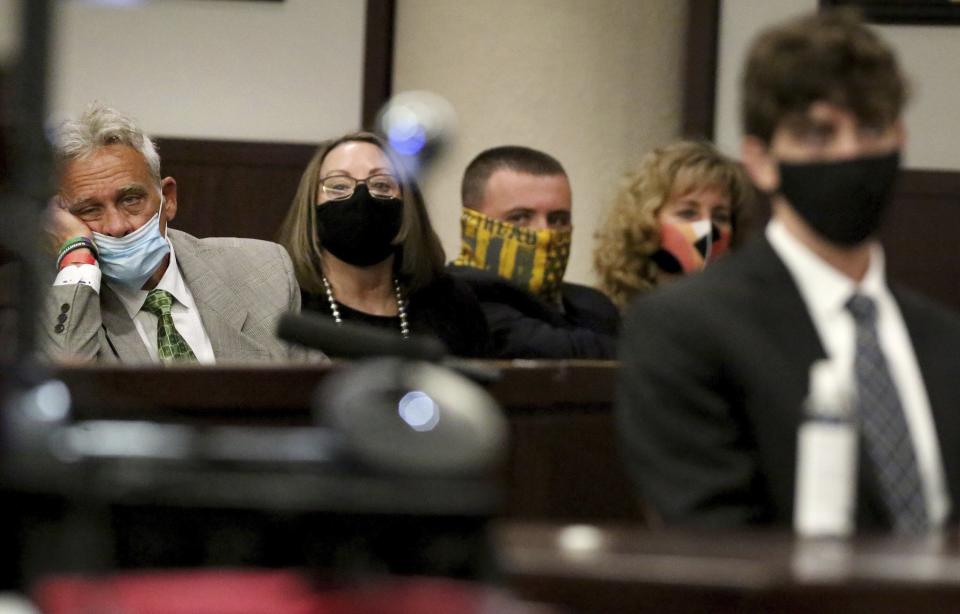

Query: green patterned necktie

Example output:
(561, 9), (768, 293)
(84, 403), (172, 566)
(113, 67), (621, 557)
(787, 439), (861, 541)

(142, 289), (198, 363)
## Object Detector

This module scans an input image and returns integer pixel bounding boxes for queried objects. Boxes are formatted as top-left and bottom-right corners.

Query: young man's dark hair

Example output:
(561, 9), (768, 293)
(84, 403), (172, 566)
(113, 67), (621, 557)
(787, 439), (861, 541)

(461, 145), (566, 208)
(742, 9), (908, 144)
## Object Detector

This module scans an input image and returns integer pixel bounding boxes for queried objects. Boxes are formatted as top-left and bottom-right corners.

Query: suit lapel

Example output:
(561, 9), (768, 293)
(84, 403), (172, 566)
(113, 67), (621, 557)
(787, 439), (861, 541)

(740, 237), (825, 369)
(169, 231), (265, 361)
(731, 238), (839, 521)
(897, 291), (960, 515)
(100, 285), (153, 363)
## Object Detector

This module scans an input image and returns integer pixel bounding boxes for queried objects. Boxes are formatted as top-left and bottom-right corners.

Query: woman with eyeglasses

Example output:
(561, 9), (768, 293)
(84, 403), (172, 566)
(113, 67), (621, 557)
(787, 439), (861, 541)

(278, 132), (490, 357)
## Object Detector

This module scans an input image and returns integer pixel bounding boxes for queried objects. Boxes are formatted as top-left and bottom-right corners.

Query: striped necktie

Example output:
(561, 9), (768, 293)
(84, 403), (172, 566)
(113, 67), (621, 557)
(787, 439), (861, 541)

(142, 288), (198, 363)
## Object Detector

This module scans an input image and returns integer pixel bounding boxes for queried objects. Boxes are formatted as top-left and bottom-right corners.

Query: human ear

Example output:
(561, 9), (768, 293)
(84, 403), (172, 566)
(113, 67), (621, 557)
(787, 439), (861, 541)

(161, 177), (178, 222)
(893, 119), (907, 149)
(740, 136), (779, 194)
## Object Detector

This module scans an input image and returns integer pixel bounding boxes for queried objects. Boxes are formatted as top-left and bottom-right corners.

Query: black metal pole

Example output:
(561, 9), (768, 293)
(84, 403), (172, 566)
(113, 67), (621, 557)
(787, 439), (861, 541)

(3, 0), (54, 365)
(1, 2), (54, 590)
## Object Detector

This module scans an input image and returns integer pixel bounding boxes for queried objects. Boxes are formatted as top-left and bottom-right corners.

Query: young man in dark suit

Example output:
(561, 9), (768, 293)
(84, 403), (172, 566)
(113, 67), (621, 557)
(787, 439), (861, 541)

(617, 10), (960, 532)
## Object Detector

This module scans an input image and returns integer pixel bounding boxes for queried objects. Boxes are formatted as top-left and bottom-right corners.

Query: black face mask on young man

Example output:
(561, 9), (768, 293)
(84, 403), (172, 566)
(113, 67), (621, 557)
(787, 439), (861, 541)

(777, 150), (901, 246)
(315, 183), (404, 267)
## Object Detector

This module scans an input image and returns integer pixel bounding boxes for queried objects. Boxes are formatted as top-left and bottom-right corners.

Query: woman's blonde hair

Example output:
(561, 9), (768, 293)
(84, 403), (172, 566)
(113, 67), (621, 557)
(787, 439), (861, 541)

(277, 132), (446, 295)
(594, 140), (753, 309)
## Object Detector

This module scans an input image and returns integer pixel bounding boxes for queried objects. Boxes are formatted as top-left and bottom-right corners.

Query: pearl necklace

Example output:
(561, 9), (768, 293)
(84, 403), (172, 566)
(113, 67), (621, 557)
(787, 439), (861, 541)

(321, 275), (410, 339)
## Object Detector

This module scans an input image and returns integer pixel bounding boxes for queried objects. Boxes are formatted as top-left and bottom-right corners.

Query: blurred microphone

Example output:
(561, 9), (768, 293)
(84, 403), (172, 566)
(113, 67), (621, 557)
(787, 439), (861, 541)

(376, 90), (456, 178)
(277, 311), (447, 362)
(318, 357), (507, 477)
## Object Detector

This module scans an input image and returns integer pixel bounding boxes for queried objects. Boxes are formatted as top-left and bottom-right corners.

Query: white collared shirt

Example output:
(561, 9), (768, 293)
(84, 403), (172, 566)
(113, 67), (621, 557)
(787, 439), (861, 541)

(108, 238), (216, 364)
(767, 220), (949, 527)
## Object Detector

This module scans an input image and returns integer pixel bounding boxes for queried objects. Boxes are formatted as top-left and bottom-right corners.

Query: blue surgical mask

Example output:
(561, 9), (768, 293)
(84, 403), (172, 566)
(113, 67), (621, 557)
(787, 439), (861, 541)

(93, 195), (171, 289)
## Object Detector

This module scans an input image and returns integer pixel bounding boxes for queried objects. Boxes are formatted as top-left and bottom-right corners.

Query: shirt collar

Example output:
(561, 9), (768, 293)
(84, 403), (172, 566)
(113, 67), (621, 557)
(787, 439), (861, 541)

(766, 219), (887, 319)
(109, 237), (189, 319)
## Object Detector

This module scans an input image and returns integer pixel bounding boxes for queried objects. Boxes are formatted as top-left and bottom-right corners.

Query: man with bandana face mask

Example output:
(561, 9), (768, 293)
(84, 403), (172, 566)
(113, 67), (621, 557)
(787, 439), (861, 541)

(450, 145), (620, 359)
(617, 11), (960, 532)
(42, 103), (307, 364)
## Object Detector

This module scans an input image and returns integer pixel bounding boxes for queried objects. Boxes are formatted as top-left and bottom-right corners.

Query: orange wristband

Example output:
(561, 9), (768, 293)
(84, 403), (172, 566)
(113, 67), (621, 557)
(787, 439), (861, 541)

(58, 249), (97, 269)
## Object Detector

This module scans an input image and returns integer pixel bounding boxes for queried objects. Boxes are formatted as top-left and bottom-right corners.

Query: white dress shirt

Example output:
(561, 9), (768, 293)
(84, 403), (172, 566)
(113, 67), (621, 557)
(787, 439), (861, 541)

(107, 239), (216, 364)
(767, 220), (949, 527)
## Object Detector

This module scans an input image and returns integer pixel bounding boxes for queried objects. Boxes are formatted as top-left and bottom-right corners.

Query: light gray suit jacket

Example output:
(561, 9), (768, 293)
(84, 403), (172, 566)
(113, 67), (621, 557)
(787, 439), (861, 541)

(42, 228), (309, 364)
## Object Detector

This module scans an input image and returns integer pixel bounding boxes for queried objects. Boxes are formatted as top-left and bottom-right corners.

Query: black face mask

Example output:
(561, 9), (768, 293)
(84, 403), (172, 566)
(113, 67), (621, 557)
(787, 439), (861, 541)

(777, 150), (901, 246)
(315, 184), (404, 267)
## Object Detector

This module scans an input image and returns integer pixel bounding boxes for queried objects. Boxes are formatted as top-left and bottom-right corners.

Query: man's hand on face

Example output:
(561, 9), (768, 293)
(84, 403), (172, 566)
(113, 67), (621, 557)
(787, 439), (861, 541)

(46, 195), (92, 254)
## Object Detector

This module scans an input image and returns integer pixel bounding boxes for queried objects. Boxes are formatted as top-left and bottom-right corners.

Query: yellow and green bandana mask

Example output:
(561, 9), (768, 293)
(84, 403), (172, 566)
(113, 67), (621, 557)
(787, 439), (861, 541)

(455, 208), (572, 305)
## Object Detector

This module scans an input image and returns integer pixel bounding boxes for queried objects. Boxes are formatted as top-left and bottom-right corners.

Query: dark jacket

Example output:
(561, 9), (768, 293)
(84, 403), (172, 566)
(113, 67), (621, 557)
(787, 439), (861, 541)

(449, 265), (619, 359)
(616, 235), (960, 531)
(303, 272), (491, 358)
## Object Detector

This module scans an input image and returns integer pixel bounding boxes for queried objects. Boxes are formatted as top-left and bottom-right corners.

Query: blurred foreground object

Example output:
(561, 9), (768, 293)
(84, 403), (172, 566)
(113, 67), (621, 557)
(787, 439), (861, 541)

(376, 90), (456, 178)
(3, 358), (506, 588)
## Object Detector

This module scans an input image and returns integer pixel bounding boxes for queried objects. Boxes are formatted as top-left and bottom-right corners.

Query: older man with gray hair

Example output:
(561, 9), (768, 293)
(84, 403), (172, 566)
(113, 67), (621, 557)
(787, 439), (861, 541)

(44, 102), (303, 364)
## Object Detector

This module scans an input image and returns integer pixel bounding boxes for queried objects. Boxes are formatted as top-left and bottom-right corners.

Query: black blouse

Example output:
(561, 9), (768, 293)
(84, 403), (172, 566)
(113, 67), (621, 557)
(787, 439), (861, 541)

(302, 273), (491, 358)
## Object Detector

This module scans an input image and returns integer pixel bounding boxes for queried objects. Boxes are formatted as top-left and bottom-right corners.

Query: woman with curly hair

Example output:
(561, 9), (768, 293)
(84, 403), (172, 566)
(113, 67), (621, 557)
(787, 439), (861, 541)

(594, 141), (754, 309)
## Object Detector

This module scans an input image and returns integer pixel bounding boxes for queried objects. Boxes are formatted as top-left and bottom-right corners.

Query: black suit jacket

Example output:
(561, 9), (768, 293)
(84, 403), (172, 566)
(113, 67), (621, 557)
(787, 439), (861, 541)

(616, 236), (960, 530)
(449, 265), (620, 359)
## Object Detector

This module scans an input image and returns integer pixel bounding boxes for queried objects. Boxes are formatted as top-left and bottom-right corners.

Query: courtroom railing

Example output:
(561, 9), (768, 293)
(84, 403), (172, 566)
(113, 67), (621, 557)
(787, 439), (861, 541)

(49, 361), (641, 522)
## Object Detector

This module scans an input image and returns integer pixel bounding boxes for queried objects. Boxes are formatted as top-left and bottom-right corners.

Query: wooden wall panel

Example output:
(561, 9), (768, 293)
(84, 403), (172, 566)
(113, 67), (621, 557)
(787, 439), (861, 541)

(363, 0), (396, 130)
(156, 138), (317, 243)
(882, 170), (960, 311)
(682, 0), (720, 139)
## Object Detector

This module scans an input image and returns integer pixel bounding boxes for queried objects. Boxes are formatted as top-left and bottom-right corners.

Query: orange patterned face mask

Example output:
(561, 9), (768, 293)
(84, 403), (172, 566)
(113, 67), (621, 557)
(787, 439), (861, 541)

(455, 208), (571, 304)
(651, 220), (731, 274)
